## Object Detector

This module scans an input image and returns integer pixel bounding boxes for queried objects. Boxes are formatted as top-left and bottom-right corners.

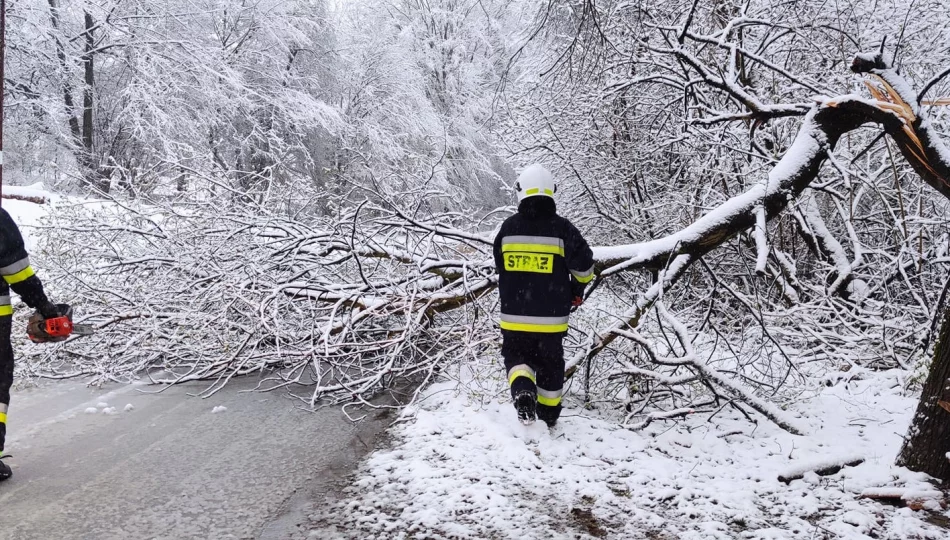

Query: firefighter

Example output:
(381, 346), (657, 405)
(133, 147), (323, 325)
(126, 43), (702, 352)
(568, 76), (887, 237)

(0, 206), (66, 481)
(493, 164), (594, 427)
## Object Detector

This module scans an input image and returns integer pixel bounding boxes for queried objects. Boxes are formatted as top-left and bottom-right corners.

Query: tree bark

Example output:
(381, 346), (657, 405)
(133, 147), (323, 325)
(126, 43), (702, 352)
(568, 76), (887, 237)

(897, 305), (950, 484)
(47, 0), (81, 144)
(82, 11), (94, 158)
(47, 1), (108, 193)
(80, 10), (109, 193)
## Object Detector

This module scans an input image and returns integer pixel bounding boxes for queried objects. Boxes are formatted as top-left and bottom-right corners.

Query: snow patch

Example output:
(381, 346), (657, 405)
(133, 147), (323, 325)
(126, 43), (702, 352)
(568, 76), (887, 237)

(212, 406), (227, 414)
(310, 366), (949, 539)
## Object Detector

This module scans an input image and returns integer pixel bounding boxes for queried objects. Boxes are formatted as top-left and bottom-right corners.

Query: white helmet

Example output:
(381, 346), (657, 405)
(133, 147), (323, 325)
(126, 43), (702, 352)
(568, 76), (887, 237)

(515, 164), (556, 202)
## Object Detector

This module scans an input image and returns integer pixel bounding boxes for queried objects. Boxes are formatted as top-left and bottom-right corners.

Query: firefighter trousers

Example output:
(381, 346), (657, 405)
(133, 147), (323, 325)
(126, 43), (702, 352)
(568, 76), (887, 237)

(0, 283), (11, 453)
(502, 331), (564, 425)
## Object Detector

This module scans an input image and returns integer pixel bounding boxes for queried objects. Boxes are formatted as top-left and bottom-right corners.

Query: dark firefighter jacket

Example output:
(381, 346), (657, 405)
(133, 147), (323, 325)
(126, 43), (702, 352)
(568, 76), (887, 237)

(0, 207), (51, 315)
(493, 197), (594, 334)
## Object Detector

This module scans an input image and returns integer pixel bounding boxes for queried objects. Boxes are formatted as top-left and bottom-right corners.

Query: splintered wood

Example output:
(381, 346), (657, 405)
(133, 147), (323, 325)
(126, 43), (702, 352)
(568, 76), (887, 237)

(863, 76), (946, 183)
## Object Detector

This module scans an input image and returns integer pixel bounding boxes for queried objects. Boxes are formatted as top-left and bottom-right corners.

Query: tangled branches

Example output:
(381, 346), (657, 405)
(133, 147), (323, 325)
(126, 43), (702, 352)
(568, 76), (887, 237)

(26, 199), (498, 407)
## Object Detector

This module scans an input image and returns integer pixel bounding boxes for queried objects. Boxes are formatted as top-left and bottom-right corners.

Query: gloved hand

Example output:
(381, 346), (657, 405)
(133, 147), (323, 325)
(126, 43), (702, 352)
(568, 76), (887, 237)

(38, 302), (62, 319)
(571, 296), (583, 308)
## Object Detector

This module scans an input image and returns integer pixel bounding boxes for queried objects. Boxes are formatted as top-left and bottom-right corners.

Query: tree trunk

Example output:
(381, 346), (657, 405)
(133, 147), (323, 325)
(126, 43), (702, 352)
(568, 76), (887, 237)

(47, 1), (108, 193)
(897, 306), (950, 484)
(47, 0), (81, 143)
(82, 11), (94, 158)
(80, 10), (109, 193)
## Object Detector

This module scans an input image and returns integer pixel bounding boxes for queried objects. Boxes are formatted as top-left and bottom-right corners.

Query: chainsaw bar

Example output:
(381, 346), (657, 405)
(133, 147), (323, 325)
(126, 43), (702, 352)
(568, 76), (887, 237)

(71, 324), (96, 336)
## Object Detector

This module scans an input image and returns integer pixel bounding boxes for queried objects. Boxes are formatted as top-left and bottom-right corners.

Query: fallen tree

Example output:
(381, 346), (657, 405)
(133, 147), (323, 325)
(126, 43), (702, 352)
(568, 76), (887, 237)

(25, 49), (950, 437)
(561, 52), (950, 437)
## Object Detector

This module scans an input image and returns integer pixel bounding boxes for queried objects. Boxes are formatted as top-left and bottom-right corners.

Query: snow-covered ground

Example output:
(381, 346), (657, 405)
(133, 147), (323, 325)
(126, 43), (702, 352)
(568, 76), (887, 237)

(307, 362), (949, 539)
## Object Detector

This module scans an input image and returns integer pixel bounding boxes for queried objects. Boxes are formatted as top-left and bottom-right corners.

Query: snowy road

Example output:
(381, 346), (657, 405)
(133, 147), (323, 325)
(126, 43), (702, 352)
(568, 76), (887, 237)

(0, 378), (389, 540)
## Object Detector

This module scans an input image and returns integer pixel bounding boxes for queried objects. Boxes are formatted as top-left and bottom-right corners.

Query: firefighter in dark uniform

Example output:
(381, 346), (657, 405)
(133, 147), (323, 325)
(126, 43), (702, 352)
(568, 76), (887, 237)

(0, 207), (64, 481)
(493, 164), (594, 427)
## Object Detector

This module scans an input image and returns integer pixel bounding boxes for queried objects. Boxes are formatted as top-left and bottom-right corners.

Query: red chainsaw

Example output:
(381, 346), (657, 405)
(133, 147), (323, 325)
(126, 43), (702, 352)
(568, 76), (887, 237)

(26, 304), (95, 343)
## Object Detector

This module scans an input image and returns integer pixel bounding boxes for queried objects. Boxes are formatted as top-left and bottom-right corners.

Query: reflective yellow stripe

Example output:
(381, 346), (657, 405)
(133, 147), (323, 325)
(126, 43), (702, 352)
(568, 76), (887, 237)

(571, 272), (594, 284)
(502, 243), (564, 256)
(571, 265), (595, 283)
(4, 265), (35, 285)
(0, 305), (11, 317)
(508, 369), (536, 386)
(537, 387), (562, 406)
(500, 321), (569, 333)
(503, 235), (562, 247)
(500, 314), (569, 333)
(0, 412), (6, 424)
(0, 256), (30, 276)
(507, 363), (536, 384)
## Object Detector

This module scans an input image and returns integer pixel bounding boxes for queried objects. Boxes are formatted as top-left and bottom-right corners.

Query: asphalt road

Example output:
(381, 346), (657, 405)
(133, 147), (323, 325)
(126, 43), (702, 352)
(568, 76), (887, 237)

(0, 378), (389, 539)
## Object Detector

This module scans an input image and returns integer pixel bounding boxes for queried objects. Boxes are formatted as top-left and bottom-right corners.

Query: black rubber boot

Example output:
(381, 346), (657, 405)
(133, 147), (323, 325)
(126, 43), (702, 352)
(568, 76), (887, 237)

(537, 404), (561, 429)
(514, 391), (537, 425)
(0, 455), (11, 482)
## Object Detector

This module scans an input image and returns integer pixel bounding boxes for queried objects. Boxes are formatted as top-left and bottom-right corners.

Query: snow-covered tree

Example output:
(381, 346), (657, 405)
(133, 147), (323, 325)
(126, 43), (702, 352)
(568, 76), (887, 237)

(6, 0), (341, 198)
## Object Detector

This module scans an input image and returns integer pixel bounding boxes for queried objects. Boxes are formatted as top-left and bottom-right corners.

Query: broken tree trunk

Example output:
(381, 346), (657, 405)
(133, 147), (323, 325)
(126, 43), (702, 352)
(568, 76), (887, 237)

(897, 305), (950, 483)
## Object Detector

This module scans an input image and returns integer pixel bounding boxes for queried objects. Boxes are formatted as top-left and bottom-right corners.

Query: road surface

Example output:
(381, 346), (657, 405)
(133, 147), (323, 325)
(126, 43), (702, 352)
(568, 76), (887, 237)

(0, 377), (390, 539)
